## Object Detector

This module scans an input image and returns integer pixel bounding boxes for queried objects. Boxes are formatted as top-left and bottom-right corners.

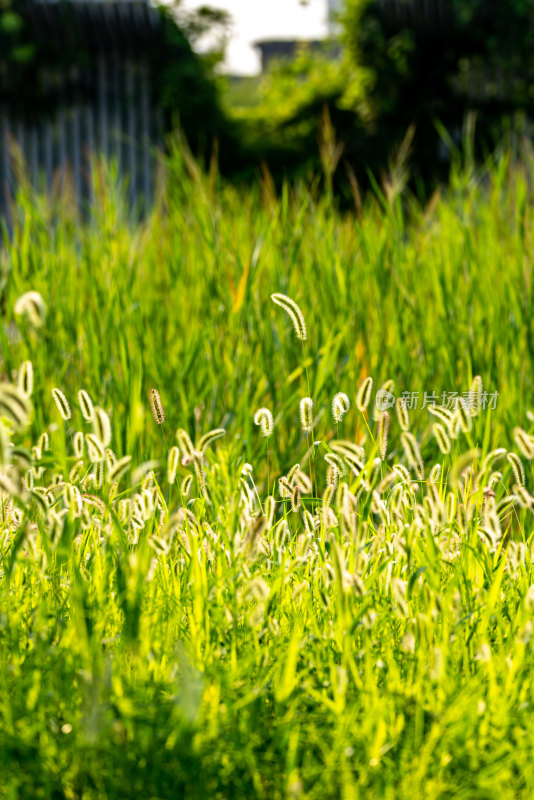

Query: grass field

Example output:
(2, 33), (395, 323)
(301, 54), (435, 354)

(2, 145), (534, 798)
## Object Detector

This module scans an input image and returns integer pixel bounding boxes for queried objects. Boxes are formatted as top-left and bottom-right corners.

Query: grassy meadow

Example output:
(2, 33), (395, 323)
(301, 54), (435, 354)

(2, 144), (534, 798)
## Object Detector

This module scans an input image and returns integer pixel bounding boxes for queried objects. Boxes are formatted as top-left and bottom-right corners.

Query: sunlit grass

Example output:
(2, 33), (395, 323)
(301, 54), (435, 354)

(1, 146), (534, 798)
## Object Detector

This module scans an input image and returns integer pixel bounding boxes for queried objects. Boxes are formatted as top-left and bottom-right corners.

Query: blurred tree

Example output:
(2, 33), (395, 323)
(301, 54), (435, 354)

(173, 2), (231, 62)
(152, 3), (235, 160)
(0, 0), (38, 96)
(342, 0), (534, 161)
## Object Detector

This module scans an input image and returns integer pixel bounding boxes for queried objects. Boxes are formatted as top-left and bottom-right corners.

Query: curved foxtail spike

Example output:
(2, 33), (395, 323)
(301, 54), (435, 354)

(271, 293), (307, 341)
(78, 390), (95, 422)
(18, 361), (34, 398)
(93, 407), (111, 447)
(396, 397), (409, 431)
(432, 423), (451, 455)
(52, 388), (71, 421)
(356, 377), (373, 412)
(332, 392), (350, 423)
(254, 407), (274, 437)
(401, 431), (424, 479)
(507, 452), (525, 487)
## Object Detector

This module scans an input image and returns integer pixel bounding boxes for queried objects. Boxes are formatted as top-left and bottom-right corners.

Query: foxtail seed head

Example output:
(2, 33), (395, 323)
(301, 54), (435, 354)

(456, 399), (472, 433)
(0, 383), (31, 430)
(488, 471), (502, 490)
(69, 460), (84, 483)
(514, 485), (534, 509)
(177, 429), (195, 461)
(324, 452), (345, 476)
(446, 492), (456, 523)
(23, 468), (34, 491)
(198, 429), (226, 453)
(109, 455), (132, 483)
(428, 404), (454, 428)
(95, 459), (105, 488)
(481, 448), (506, 474)
(393, 464), (411, 485)
(396, 397), (409, 431)
(449, 449), (480, 489)
(432, 423), (451, 455)
(293, 469), (312, 494)
(507, 452), (526, 487)
(181, 474), (193, 497)
(378, 411), (390, 461)
(373, 380), (394, 420)
(74, 431), (84, 459)
(18, 361), (33, 398)
(449, 413), (462, 440)
(86, 433), (105, 462)
(78, 390), (94, 422)
(14, 291), (47, 328)
(514, 427), (534, 460)
(400, 431), (424, 479)
(326, 464), (339, 491)
(150, 389), (165, 425)
(287, 463), (300, 484)
(254, 407), (274, 437)
(168, 447), (180, 484)
(291, 484), (301, 512)
(470, 375), (483, 416)
(271, 293), (307, 341)
(299, 397), (313, 434)
(52, 388), (71, 421)
(430, 463), (441, 483)
(264, 495), (276, 529)
(279, 476), (292, 498)
(332, 392), (350, 423)
(356, 377), (373, 413)
(93, 407), (111, 447)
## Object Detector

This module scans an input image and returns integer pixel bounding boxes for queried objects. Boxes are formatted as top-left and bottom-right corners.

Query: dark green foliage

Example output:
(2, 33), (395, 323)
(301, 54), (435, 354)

(231, 0), (534, 195)
(151, 10), (235, 164)
(0, 0), (38, 100)
(341, 0), (534, 185)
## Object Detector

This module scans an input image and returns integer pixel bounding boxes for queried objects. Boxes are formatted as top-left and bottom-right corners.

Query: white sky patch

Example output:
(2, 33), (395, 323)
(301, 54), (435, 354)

(181, 0), (329, 75)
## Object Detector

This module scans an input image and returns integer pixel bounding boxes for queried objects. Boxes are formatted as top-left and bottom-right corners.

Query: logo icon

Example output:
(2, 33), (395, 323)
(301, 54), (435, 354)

(375, 389), (395, 412)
